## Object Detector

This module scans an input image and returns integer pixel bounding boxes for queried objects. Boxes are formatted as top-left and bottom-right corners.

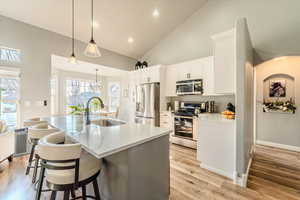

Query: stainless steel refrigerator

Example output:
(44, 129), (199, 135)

(135, 83), (160, 126)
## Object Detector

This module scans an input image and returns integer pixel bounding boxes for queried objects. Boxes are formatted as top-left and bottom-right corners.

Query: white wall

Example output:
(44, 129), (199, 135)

(141, 0), (300, 65)
(0, 15), (137, 124)
(256, 56), (300, 148)
(235, 18), (254, 175)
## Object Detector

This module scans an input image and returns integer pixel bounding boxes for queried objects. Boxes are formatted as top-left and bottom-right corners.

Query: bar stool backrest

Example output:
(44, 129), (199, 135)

(28, 123), (60, 140)
(37, 131), (81, 161)
(24, 118), (48, 127)
(37, 131), (82, 185)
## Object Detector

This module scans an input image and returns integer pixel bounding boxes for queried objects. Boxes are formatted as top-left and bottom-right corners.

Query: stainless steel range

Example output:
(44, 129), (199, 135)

(171, 102), (202, 149)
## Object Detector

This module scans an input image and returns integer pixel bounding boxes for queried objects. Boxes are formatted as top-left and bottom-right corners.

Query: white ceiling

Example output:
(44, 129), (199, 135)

(51, 55), (128, 77)
(0, 0), (207, 59)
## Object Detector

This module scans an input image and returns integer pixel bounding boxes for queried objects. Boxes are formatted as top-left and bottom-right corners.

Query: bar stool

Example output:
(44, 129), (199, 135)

(25, 123), (60, 183)
(23, 117), (48, 127)
(35, 131), (102, 200)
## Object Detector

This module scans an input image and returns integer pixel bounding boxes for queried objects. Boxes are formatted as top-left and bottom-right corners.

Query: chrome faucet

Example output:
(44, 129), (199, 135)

(85, 96), (105, 125)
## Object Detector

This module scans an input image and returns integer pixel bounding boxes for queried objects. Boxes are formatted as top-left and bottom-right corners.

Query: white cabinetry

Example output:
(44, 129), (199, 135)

(211, 29), (235, 94)
(139, 65), (161, 84)
(176, 59), (203, 81)
(164, 65), (177, 97)
(197, 115), (235, 179)
(160, 111), (173, 132)
(164, 57), (217, 96)
(132, 65), (162, 84)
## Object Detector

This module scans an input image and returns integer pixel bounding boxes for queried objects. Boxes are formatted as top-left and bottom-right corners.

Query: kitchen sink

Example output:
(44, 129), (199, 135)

(91, 119), (125, 127)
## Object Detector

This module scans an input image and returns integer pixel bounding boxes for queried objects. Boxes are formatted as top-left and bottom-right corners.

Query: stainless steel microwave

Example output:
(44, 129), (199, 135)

(176, 79), (203, 95)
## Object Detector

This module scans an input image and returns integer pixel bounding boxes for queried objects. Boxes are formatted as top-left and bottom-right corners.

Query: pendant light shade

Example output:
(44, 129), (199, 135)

(69, 53), (77, 64)
(84, 0), (101, 57)
(84, 39), (101, 57)
(69, 0), (77, 64)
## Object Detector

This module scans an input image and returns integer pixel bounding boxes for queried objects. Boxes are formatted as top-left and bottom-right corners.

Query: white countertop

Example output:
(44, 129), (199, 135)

(198, 113), (235, 122)
(44, 115), (172, 159)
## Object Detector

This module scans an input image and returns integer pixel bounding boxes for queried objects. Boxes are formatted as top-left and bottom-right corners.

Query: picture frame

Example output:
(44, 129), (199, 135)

(269, 79), (286, 97)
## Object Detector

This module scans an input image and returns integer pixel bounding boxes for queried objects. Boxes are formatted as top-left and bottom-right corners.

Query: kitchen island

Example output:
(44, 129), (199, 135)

(44, 115), (171, 200)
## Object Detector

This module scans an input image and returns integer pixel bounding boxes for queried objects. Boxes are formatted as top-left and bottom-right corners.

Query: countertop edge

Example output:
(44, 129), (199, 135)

(89, 130), (172, 159)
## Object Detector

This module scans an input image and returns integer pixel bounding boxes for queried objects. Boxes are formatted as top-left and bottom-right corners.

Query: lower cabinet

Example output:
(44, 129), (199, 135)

(197, 117), (235, 180)
(160, 111), (174, 135)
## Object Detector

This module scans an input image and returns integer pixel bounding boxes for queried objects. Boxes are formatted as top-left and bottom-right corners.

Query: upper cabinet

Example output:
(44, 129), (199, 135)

(176, 59), (204, 81)
(201, 56), (215, 96)
(164, 57), (215, 96)
(164, 65), (178, 97)
(211, 29), (235, 94)
(132, 65), (162, 84)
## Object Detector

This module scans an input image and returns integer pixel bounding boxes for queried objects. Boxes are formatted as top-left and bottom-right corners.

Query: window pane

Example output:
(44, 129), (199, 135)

(0, 77), (19, 127)
(108, 82), (120, 111)
(66, 79), (101, 113)
(0, 78), (19, 101)
(0, 101), (17, 127)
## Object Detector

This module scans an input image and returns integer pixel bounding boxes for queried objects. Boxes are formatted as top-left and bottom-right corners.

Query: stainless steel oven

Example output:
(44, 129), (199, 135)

(176, 79), (203, 95)
(174, 116), (193, 139)
(171, 115), (198, 149)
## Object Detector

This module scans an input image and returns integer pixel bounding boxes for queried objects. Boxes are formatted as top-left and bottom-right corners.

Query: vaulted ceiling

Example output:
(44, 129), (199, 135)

(0, 0), (207, 59)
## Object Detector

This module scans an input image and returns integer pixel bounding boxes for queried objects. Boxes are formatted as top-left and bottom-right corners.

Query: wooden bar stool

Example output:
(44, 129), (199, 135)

(25, 123), (60, 184)
(35, 131), (102, 200)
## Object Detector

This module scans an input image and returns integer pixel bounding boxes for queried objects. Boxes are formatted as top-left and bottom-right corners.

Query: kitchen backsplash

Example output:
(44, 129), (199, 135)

(168, 95), (235, 113)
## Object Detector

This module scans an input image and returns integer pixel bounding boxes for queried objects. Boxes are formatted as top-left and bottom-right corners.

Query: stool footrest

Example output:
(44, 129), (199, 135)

(71, 195), (97, 200)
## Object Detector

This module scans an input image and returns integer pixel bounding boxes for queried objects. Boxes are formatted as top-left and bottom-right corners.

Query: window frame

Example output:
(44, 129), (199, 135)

(64, 77), (102, 114)
(0, 66), (21, 128)
(107, 81), (121, 112)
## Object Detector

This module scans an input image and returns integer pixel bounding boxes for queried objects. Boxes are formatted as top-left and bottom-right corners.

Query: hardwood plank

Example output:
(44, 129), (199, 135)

(1, 144), (299, 200)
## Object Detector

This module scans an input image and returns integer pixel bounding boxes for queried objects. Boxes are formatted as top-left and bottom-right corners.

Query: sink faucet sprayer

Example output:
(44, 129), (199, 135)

(85, 96), (105, 125)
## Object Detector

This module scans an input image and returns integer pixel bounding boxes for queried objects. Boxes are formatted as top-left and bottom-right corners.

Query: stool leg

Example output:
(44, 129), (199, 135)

(93, 179), (101, 200)
(35, 165), (45, 200)
(71, 189), (76, 198)
(50, 191), (57, 200)
(82, 186), (87, 200)
(63, 190), (70, 200)
(26, 143), (36, 175)
(7, 155), (13, 162)
(32, 155), (40, 183)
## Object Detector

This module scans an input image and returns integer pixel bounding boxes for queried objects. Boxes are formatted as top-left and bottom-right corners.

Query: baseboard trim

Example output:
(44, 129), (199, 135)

(256, 140), (300, 152)
(233, 146), (254, 187)
(200, 163), (234, 180)
(14, 152), (30, 157)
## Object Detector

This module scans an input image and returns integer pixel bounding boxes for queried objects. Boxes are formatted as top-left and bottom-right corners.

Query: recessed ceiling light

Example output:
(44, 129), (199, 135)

(128, 37), (134, 43)
(152, 9), (160, 17)
(92, 21), (99, 28)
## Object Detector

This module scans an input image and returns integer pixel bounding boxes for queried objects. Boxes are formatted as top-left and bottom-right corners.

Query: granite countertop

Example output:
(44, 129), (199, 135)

(44, 115), (172, 159)
(197, 113), (235, 122)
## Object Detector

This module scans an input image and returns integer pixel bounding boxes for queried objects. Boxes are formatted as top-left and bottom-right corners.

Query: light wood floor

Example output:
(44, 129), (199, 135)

(248, 145), (300, 200)
(0, 144), (299, 200)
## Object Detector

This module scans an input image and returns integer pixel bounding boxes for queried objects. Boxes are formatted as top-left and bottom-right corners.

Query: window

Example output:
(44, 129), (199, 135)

(65, 79), (101, 113)
(50, 76), (58, 115)
(0, 46), (21, 63)
(108, 82), (120, 111)
(0, 77), (20, 127)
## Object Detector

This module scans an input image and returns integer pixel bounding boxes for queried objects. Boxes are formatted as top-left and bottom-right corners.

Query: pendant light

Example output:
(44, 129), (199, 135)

(84, 0), (101, 57)
(69, 0), (77, 64)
